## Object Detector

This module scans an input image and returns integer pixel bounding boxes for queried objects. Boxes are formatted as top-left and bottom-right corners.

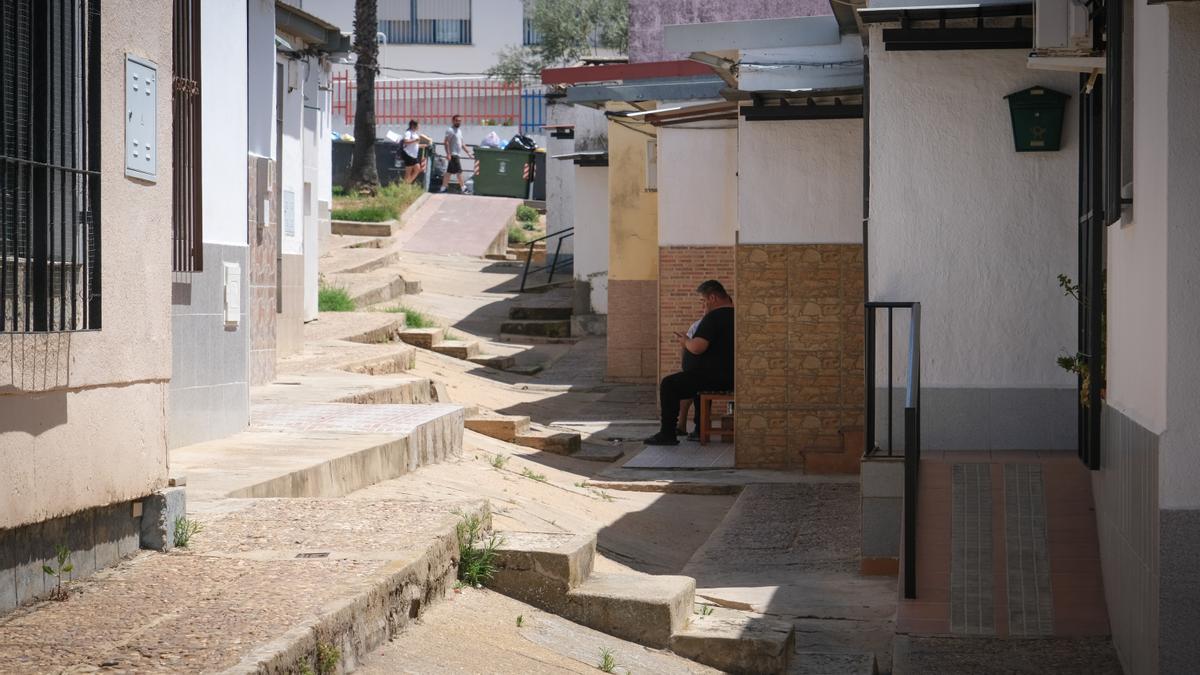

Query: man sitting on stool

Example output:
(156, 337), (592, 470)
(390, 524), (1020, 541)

(644, 280), (735, 446)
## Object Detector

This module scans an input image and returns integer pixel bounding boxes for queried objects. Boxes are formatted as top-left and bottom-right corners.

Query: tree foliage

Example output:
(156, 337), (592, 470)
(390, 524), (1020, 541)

(489, 0), (628, 84)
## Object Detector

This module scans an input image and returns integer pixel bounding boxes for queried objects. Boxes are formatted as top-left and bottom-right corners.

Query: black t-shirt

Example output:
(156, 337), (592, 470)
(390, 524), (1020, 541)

(693, 306), (734, 387)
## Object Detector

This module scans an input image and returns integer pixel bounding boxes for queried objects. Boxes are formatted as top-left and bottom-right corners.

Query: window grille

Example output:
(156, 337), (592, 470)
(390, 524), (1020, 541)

(1, 0), (101, 332)
(378, 0), (472, 45)
(173, 0), (202, 272)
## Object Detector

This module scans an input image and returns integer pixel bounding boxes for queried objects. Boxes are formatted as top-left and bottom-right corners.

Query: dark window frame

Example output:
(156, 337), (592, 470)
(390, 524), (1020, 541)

(1, 0), (102, 333)
(172, 0), (203, 272)
(378, 1), (473, 46)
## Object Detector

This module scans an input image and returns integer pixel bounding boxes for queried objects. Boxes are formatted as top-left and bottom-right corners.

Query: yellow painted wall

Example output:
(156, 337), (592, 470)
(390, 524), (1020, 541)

(607, 105), (659, 282)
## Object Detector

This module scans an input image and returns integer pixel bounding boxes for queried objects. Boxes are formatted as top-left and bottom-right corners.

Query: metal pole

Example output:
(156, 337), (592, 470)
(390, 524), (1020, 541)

(865, 307), (876, 455)
(548, 234), (564, 285)
(519, 240), (534, 292)
(887, 307), (894, 455)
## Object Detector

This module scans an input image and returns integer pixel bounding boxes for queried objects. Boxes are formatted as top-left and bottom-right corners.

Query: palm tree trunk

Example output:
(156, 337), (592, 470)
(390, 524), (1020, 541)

(346, 0), (380, 193)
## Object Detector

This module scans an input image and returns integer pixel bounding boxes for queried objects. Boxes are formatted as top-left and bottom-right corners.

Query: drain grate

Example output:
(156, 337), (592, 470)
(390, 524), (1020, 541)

(296, 552), (330, 559)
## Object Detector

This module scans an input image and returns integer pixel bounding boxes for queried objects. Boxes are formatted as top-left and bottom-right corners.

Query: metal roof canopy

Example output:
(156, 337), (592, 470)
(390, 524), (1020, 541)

(857, 2), (1032, 23)
(563, 76), (727, 105)
(552, 151), (609, 167)
(644, 101), (739, 126)
(737, 36), (865, 93)
(542, 60), (714, 85)
(663, 15), (842, 52)
(276, 1), (351, 54)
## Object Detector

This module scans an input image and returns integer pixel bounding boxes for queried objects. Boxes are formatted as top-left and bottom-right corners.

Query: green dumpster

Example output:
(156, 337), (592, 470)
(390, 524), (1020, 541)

(473, 148), (532, 198)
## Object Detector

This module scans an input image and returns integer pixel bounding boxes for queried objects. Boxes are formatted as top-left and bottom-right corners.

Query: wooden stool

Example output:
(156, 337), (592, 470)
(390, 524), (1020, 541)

(698, 391), (735, 445)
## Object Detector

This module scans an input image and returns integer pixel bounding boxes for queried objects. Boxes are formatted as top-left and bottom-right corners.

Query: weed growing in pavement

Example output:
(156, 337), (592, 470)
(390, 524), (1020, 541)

(521, 468), (547, 482)
(597, 647), (617, 672)
(299, 664), (314, 675)
(695, 604), (714, 616)
(317, 283), (355, 312)
(315, 642), (340, 675)
(456, 512), (504, 587)
(575, 481), (588, 488)
(173, 516), (204, 548)
(591, 490), (615, 502)
(381, 305), (435, 328)
(508, 224), (529, 244)
(489, 455), (508, 470)
(516, 614), (524, 627)
(41, 544), (73, 601)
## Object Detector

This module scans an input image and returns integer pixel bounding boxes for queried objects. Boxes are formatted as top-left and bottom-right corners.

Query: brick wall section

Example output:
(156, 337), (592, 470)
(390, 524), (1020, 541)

(607, 279), (658, 383)
(735, 244), (865, 469)
(658, 247), (737, 383)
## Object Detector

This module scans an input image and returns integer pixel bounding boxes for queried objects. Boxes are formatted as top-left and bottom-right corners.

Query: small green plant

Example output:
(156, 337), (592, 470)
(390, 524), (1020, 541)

(42, 544), (73, 601)
(299, 664), (315, 675)
(382, 305), (435, 328)
(173, 516), (204, 548)
(521, 468), (547, 482)
(490, 454), (508, 470)
(316, 642), (340, 675)
(516, 204), (539, 223)
(318, 284), (355, 312)
(575, 481), (588, 488)
(456, 513), (505, 587)
(331, 204), (393, 222)
(695, 604), (714, 616)
(591, 489), (615, 502)
(1055, 273), (1106, 407)
(332, 185), (346, 197)
(516, 614), (524, 627)
(597, 647), (617, 673)
(508, 224), (528, 245)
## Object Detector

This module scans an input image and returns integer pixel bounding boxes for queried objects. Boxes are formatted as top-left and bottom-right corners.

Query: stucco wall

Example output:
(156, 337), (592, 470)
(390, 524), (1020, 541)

(0, 0), (173, 529)
(658, 125), (737, 247)
(573, 164), (610, 314)
(868, 39), (1078, 390)
(607, 113), (658, 282)
(280, 57), (305, 258)
(738, 117), (862, 245)
(202, 0), (249, 246)
(628, 0), (830, 63)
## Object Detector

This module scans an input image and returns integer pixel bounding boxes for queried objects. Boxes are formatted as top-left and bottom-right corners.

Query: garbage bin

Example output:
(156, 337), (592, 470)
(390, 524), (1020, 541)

(473, 147), (532, 198)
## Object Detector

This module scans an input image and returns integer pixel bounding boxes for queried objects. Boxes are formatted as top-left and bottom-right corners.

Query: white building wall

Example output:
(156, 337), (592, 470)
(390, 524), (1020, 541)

(201, 0), (249, 246)
(738, 118), (862, 244)
(280, 57), (305, 256)
(573, 164), (609, 314)
(658, 125), (737, 246)
(248, 0), (276, 158)
(546, 101), (575, 243)
(868, 36), (1079, 450)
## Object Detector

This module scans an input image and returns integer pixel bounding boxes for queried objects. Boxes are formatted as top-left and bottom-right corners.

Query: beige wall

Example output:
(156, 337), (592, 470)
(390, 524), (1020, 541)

(608, 107), (659, 282)
(0, 0), (173, 529)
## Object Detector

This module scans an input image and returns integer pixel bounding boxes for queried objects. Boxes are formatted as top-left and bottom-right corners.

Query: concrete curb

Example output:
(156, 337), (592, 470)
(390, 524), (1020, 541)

(220, 502), (490, 675)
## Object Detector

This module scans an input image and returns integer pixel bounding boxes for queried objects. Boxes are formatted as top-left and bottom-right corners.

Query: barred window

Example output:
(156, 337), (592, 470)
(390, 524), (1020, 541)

(378, 0), (472, 45)
(173, 0), (202, 271)
(0, 0), (101, 332)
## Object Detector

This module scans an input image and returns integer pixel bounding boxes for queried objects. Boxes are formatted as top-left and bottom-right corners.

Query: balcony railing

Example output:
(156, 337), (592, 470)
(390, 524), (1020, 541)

(332, 74), (548, 135)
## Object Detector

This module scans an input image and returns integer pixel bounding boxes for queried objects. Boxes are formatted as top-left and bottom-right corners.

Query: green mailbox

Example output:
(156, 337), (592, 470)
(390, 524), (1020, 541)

(1004, 86), (1070, 152)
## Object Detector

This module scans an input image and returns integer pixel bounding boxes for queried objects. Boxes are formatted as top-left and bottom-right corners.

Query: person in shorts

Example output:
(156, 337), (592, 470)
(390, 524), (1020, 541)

(401, 120), (423, 184)
(442, 114), (472, 193)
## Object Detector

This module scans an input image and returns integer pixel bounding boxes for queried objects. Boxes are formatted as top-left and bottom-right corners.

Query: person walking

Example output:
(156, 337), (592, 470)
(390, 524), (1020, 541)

(442, 114), (472, 193)
(645, 280), (735, 446)
(400, 120), (425, 185)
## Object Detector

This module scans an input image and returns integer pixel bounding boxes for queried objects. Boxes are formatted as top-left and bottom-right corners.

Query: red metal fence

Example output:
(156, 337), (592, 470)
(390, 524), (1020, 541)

(332, 73), (534, 129)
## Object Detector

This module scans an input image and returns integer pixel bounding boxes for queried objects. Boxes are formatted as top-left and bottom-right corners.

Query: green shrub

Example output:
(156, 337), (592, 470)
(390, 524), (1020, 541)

(516, 204), (539, 223)
(332, 185), (346, 197)
(456, 513), (504, 587)
(508, 225), (528, 245)
(331, 204), (392, 222)
(382, 305), (435, 328)
(318, 284), (355, 312)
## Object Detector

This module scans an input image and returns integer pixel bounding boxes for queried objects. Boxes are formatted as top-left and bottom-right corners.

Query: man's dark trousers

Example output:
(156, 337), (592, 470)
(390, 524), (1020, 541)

(659, 370), (730, 436)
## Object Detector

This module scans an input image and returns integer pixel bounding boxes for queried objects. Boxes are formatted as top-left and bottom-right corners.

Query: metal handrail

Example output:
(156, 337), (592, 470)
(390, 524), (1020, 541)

(519, 227), (574, 292)
(864, 301), (921, 599)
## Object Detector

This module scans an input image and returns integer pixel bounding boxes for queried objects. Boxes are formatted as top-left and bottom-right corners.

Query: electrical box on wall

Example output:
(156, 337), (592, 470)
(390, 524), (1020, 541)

(125, 55), (158, 181)
(223, 262), (241, 326)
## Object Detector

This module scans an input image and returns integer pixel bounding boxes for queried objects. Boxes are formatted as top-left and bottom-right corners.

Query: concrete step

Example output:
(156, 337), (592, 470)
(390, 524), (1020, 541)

(336, 250), (400, 275)
(492, 531), (597, 605)
(331, 219), (398, 237)
(254, 373), (436, 406)
(464, 412), (531, 443)
(499, 318), (571, 339)
(326, 270), (421, 308)
(345, 317), (407, 345)
(398, 327), (446, 350)
(564, 572), (695, 650)
(432, 339), (480, 360)
(467, 354), (517, 370)
(792, 652), (878, 675)
(340, 349), (417, 376)
(515, 424), (582, 455)
(508, 306), (573, 321)
(671, 606), (795, 675)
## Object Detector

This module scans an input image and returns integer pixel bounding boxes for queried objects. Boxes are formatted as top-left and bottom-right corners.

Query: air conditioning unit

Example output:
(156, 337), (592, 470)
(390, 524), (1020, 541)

(1034, 0), (1094, 53)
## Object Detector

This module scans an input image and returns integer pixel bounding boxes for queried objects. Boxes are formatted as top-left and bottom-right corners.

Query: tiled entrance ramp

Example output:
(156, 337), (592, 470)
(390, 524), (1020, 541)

(898, 451), (1109, 638)
(623, 441), (735, 469)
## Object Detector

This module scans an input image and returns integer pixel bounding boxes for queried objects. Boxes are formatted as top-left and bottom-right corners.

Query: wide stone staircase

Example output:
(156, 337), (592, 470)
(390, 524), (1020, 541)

(489, 530), (797, 675)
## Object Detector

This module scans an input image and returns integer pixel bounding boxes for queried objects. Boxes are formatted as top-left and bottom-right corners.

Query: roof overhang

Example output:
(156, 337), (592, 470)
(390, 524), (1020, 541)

(541, 60), (714, 86)
(858, 2), (1033, 51)
(563, 76), (727, 106)
(552, 151), (609, 167)
(663, 15), (843, 52)
(276, 1), (351, 54)
(737, 36), (865, 93)
(644, 101), (739, 126)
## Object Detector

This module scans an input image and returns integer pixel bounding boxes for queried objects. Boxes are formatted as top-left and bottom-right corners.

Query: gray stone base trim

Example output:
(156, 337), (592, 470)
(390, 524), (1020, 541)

(875, 387), (1076, 451)
(0, 496), (163, 614)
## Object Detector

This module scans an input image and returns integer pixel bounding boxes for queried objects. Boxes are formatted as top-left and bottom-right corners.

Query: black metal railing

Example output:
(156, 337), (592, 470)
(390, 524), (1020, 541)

(865, 301), (921, 599)
(518, 227), (572, 292)
(1, 0), (101, 332)
(172, 0), (203, 273)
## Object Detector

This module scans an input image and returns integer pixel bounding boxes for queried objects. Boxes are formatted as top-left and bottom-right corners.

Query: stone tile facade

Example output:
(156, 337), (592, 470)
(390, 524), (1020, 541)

(734, 244), (865, 470)
(658, 246), (737, 383)
(607, 279), (658, 383)
(248, 156), (278, 386)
